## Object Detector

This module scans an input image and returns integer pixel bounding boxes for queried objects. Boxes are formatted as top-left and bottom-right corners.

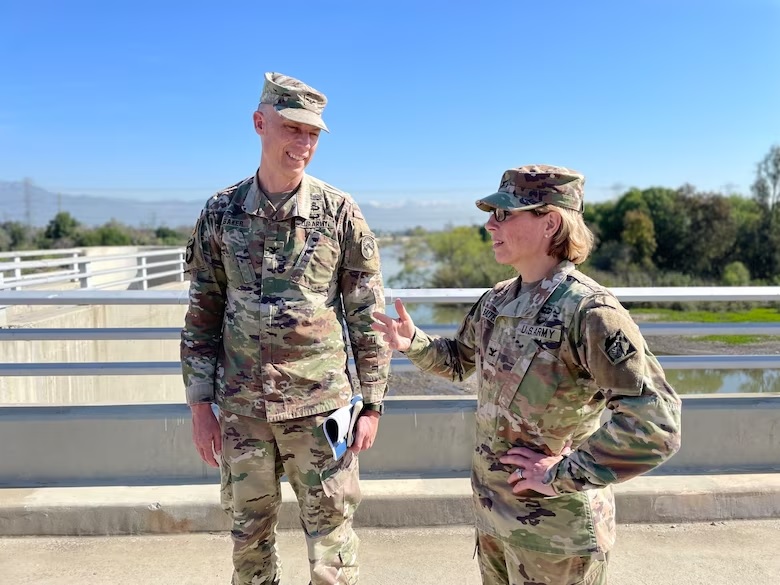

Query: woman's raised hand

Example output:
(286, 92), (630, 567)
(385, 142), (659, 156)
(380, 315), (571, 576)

(372, 298), (415, 353)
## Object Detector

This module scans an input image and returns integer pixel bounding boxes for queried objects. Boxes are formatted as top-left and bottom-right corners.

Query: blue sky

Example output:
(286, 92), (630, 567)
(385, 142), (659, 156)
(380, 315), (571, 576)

(1, 0), (778, 207)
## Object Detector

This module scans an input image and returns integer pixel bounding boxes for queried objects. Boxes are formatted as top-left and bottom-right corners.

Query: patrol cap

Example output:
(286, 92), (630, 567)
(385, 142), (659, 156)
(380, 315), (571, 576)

(476, 164), (585, 214)
(259, 72), (329, 132)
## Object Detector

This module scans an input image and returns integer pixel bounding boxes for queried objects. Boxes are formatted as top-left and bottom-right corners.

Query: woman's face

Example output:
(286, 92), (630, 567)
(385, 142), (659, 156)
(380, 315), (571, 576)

(484, 208), (557, 273)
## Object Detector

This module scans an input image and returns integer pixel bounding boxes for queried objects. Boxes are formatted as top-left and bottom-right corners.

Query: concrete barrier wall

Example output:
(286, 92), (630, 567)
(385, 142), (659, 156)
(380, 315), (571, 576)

(1, 302), (187, 404)
(82, 246), (140, 289)
(1, 396), (778, 487)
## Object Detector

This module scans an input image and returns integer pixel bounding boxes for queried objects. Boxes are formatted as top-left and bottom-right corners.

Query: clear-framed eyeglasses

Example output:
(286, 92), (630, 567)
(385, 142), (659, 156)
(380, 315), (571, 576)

(491, 207), (545, 222)
(491, 208), (513, 222)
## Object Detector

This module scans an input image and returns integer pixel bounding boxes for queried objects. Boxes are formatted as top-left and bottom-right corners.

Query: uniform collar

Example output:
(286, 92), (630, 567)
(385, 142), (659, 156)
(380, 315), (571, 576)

(242, 173), (314, 221)
(499, 260), (575, 319)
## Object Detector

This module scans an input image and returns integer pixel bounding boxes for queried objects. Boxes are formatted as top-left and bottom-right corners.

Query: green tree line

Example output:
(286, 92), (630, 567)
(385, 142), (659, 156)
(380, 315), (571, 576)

(0, 213), (191, 252)
(391, 145), (780, 291)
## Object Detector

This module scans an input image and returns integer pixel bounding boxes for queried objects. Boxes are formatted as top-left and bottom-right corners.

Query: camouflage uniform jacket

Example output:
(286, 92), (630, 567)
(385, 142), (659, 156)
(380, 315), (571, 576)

(405, 260), (681, 555)
(181, 173), (391, 421)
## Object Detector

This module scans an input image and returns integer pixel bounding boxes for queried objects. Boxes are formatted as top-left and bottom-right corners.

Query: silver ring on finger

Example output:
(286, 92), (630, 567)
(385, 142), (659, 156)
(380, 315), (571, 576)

(515, 468), (524, 480)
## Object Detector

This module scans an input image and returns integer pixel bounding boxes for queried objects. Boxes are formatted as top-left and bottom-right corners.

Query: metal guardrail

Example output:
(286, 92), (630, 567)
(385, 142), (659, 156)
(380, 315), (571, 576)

(1, 287), (780, 377)
(0, 247), (186, 291)
(5, 286), (780, 305)
(2, 322), (779, 342)
(3, 354), (779, 377)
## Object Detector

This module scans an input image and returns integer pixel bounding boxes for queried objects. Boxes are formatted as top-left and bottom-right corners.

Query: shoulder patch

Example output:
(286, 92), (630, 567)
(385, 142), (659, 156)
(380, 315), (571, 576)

(183, 224), (207, 273)
(603, 330), (637, 365)
(185, 235), (195, 265)
(360, 234), (377, 260)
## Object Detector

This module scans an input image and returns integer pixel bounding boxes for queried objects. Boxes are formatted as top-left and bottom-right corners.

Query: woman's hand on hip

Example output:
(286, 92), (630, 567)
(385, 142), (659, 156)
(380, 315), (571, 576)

(500, 443), (572, 497)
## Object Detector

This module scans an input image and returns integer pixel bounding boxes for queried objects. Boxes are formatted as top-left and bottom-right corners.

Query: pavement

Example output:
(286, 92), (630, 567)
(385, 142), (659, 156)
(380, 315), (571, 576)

(2, 521), (779, 585)
(2, 473), (780, 536)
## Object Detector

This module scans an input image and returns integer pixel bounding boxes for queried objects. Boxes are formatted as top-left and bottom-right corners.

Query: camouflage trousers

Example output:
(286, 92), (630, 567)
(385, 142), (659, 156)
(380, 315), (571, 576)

(219, 409), (362, 585)
(476, 530), (608, 585)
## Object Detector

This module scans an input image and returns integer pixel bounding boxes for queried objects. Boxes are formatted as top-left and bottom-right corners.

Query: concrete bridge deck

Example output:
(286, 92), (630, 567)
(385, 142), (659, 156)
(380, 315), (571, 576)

(2, 521), (779, 585)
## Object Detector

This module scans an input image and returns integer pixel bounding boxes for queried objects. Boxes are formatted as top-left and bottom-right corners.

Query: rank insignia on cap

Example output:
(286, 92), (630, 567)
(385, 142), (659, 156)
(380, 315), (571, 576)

(604, 330), (637, 365)
(360, 235), (376, 260)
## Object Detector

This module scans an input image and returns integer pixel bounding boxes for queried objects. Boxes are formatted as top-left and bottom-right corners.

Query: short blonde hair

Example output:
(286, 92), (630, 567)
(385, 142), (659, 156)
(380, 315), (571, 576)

(536, 205), (594, 264)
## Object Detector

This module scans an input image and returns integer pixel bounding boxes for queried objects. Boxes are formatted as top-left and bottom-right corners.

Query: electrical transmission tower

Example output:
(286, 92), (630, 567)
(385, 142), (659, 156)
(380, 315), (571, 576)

(23, 177), (33, 227)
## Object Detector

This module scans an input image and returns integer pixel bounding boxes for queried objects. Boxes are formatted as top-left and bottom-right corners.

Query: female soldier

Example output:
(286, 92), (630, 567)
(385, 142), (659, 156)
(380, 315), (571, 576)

(372, 164), (681, 585)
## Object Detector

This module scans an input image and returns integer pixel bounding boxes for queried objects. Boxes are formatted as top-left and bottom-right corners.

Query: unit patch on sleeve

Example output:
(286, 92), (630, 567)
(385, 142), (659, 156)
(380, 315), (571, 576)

(184, 224), (198, 266)
(360, 235), (377, 260)
(185, 238), (194, 265)
(603, 330), (637, 365)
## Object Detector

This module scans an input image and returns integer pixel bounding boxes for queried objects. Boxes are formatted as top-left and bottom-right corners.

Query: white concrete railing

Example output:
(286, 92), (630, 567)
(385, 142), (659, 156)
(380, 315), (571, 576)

(0, 247), (186, 291)
(2, 288), (780, 375)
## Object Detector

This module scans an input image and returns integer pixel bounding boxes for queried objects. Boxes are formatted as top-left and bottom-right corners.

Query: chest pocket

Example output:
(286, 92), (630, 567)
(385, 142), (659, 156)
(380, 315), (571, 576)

(222, 229), (257, 286)
(496, 344), (566, 429)
(290, 230), (340, 294)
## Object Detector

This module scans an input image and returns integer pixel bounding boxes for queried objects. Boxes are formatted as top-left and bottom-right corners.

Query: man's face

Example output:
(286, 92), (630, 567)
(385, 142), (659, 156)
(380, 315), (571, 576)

(254, 107), (321, 184)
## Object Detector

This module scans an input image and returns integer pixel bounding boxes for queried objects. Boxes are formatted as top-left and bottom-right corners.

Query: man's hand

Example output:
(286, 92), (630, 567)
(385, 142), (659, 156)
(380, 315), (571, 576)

(349, 410), (380, 453)
(190, 403), (222, 467)
(499, 443), (572, 497)
(371, 298), (415, 352)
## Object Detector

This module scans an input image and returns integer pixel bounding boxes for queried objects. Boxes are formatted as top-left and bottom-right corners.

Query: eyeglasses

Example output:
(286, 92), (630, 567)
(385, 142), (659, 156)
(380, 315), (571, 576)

(491, 208), (512, 222)
(491, 208), (545, 222)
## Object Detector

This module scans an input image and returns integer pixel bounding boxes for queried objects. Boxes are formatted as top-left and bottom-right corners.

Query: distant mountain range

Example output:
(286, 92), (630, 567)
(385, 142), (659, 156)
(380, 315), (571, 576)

(0, 180), (487, 233)
(0, 180), (204, 229)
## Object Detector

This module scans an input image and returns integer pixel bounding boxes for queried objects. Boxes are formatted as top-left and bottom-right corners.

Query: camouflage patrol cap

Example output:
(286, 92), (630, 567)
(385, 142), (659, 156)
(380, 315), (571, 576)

(476, 164), (585, 214)
(259, 72), (329, 132)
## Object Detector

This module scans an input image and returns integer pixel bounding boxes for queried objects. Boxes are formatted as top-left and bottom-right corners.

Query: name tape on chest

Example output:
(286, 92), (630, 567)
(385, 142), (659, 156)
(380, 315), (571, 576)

(516, 323), (562, 343)
(222, 217), (251, 228)
(302, 218), (336, 230)
(482, 305), (562, 343)
(481, 306), (499, 323)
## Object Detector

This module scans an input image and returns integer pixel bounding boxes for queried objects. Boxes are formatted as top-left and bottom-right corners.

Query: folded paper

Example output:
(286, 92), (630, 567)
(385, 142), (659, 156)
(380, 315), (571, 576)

(323, 395), (364, 460)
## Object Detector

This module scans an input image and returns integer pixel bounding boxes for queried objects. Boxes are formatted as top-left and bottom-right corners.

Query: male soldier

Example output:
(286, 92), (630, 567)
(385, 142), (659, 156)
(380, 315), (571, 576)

(181, 72), (391, 585)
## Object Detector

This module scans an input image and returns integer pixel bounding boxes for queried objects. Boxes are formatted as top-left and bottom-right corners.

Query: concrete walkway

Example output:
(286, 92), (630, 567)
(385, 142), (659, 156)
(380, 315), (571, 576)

(2, 473), (780, 536)
(2, 521), (779, 585)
